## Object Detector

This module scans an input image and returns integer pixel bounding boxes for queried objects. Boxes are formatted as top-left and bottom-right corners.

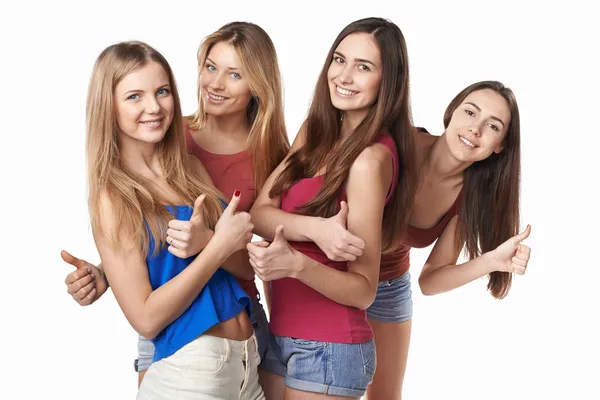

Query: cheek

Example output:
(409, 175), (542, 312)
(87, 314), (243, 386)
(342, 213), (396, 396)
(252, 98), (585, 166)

(232, 82), (253, 104)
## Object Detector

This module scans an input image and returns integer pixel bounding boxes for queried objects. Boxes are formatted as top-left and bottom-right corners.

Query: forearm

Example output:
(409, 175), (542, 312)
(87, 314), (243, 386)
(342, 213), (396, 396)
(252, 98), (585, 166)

(221, 249), (255, 281)
(419, 252), (498, 296)
(139, 238), (230, 338)
(296, 255), (376, 310)
(251, 204), (318, 241)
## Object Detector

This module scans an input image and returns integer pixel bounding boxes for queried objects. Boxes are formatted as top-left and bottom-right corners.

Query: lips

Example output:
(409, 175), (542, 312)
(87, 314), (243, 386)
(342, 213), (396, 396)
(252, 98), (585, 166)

(459, 135), (478, 148)
(335, 84), (359, 97)
(140, 118), (163, 127)
(207, 91), (228, 101)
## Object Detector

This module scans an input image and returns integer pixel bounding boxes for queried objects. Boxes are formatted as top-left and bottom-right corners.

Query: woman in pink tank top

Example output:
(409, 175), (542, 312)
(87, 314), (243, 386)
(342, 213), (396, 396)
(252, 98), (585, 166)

(248, 18), (415, 399)
(59, 22), (289, 390)
(289, 80), (532, 399)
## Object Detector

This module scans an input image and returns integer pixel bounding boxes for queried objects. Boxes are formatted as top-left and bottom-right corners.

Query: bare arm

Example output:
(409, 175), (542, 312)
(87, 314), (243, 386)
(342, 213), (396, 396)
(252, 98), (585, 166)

(419, 217), (532, 296)
(249, 144), (393, 310)
(250, 123), (365, 261)
(96, 192), (251, 339)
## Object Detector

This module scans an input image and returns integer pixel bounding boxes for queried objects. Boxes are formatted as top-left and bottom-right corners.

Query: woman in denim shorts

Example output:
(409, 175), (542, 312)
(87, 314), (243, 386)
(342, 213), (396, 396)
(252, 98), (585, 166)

(295, 81), (532, 399)
(62, 21), (290, 388)
(248, 17), (414, 399)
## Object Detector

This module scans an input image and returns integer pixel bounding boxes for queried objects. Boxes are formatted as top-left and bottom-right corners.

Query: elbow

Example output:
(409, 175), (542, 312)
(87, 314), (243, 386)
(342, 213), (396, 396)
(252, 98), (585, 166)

(418, 275), (438, 296)
(354, 288), (377, 310)
(135, 318), (160, 340)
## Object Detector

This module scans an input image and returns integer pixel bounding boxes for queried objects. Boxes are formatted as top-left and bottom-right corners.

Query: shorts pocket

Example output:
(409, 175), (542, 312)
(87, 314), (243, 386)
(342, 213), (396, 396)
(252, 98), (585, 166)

(359, 340), (376, 378)
(289, 337), (327, 348)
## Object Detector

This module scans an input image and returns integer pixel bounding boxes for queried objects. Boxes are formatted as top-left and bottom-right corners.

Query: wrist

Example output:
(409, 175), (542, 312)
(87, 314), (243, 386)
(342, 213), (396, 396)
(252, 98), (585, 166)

(292, 251), (310, 281)
(482, 250), (503, 274)
(203, 233), (231, 265)
(303, 217), (322, 242)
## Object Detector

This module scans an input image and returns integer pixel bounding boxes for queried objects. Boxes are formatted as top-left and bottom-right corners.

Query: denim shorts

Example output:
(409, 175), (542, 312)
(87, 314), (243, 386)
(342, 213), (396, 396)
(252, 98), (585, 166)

(366, 271), (413, 323)
(134, 295), (269, 372)
(261, 334), (376, 398)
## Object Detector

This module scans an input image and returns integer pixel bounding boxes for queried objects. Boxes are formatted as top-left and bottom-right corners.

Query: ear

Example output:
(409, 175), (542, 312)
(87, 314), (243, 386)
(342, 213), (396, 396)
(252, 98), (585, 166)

(493, 143), (504, 154)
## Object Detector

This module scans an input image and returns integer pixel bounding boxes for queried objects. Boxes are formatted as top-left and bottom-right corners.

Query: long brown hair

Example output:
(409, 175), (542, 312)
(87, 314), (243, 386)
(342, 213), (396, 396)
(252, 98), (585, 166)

(188, 22), (290, 192)
(270, 17), (415, 250)
(87, 41), (224, 256)
(445, 81), (521, 299)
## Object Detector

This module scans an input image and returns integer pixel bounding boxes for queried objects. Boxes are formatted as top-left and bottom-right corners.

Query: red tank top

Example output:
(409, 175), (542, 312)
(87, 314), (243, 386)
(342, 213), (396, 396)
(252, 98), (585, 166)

(269, 134), (399, 343)
(379, 128), (462, 281)
(184, 122), (259, 299)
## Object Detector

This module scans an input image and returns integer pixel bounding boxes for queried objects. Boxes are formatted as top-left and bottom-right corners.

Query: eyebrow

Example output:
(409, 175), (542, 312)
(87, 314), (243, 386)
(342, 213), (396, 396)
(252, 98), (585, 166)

(464, 102), (506, 127)
(123, 84), (170, 96)
(206, 57), (240, 71)
(334, 51), (377, 67)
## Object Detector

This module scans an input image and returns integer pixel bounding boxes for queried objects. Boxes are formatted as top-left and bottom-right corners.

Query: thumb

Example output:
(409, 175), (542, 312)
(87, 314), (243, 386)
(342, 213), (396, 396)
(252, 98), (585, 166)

(335, 201), (349, 224)
(273, 225), (285, 242)
(191, 194), (206, 219)
(223, 189), (241, 216)
(60, 250), (87, 270)
(517, 224), (531, 242)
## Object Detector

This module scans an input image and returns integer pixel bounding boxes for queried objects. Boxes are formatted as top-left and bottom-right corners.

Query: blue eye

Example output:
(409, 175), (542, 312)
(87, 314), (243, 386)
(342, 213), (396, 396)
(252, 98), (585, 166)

(157, 88), (170, 96)
(127, 94), (139, 100)
(206, 64), (216, 72)
(231, 72), (241, 79)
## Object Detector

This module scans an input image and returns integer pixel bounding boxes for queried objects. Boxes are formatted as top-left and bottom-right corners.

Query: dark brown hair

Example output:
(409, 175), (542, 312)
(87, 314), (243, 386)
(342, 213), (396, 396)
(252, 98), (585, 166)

(270, 17), (416, 250)
(445, 81), (521, 299)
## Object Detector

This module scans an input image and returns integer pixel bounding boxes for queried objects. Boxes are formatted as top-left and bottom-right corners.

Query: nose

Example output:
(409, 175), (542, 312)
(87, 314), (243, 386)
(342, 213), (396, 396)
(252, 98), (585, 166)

(469, 124), (481, 137)
(209, 72), (225, 91)
(339, 64), (353, 85)
(145, 95), (160, 114)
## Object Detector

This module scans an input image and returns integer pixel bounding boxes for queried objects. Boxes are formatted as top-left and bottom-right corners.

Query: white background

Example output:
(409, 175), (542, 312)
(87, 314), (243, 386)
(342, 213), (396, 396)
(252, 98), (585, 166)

(2, 1), (598, 399)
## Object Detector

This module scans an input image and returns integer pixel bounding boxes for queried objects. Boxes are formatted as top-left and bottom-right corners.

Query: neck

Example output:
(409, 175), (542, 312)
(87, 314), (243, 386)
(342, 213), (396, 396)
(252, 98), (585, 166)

(206, 111), (250, 138)
(118, 132), (164, 178)
(340, 109), (368, 138)
(424, 133), (473, 180)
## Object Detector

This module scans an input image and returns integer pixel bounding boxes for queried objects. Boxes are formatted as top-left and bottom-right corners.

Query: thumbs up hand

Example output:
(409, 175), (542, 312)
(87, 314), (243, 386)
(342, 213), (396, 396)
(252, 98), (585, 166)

(490, 225), (532, 275)
(61, 250), (108, 306)
(167, 194), (215, 259)
(212, 190), (254, 255)
(247, 225), (302, 282)
(310, 201), (366, 262)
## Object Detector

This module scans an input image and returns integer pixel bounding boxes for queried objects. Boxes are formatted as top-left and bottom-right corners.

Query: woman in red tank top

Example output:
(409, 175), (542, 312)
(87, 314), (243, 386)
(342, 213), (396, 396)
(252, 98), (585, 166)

(248, 18), (415, 399)
(59, 22), (289, 389)
(287, 80), (532, 399)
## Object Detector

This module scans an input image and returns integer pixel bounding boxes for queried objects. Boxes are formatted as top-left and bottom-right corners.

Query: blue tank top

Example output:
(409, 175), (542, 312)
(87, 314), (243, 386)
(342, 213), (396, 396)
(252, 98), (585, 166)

(146, 204), (251, 362)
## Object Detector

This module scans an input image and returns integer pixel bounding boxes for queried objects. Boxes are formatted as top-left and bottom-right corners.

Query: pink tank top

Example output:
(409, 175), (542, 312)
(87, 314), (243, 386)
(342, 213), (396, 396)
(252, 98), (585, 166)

(269, 134), (399, 343)
(184, 122), (259, 299)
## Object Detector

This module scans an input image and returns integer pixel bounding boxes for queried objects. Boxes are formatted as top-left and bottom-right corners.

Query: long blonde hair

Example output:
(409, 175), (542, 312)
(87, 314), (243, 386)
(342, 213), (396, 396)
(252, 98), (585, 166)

(188, 22), (290, 192)
(87, 41), (224, 255)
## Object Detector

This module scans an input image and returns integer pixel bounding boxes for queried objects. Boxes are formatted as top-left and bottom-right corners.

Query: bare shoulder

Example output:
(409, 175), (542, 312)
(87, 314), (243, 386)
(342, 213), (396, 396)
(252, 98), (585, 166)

(351, 141), (393, 173)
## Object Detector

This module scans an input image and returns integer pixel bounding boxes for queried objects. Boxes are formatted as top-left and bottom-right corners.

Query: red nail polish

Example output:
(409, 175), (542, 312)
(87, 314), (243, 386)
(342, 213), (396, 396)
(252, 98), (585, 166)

(234, 190), (241, 197)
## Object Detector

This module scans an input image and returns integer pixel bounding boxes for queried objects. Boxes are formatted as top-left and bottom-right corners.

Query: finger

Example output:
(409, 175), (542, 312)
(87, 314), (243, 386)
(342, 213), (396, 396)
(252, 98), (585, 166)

(517, 244), (531, 261)
(336, 201), (349, 224)
(273, 225), (285, 243)
(65, 269), (90, 285)
(167, 236), (185, 249)
(344, 233), (366, 250)
(340, 243), (364, 257)
(511, 256), (528, 267)
(336, 251), (357, 262)
(81, 288), (97, 306)
(167, 245), (188, 259)
(75, 282), (96, 301)
(68, 274), (94, 295)
(223, 190), (241, 216)
(511, 265), (526, 275)
(191, 194), (206, 219)
(246, 243), (265, 258)
(167, 219), (192, 232)
(60, 250), (88, 270)
(518, 224), (531, 242)
(166, 228), (190, 242)
(251, 241), (271, 248)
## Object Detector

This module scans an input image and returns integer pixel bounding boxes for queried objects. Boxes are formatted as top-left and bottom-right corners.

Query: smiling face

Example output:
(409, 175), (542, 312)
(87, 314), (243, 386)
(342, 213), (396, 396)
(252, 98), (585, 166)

(199, 41), (253, 118)
(113, 61), (174, 145)
(327, 32), (383, 121)
(444, 89), (511, 162)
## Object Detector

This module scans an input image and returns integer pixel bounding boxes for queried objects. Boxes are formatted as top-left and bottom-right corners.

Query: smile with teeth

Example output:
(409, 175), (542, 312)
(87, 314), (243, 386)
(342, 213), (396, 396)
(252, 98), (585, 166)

(208, 91), (228, 101)
(459, 135), (477, 148)
(140, 119), (162, 127)
(336, 85), (358, 97)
